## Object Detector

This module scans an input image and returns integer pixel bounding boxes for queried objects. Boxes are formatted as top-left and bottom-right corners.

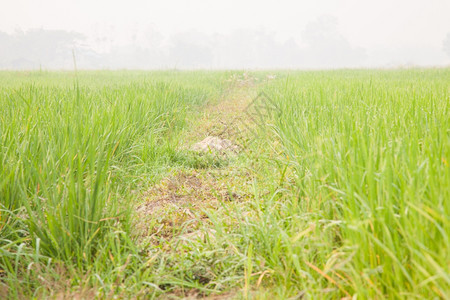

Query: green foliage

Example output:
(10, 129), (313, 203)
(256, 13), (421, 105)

(0, 69), (448, 299)
(251, 69), (450, 298)
(0, 71), (227, 297)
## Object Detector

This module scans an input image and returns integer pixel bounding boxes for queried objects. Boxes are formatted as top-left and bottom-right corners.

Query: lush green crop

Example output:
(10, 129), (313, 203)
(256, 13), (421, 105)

(0, 71), (229, 297)
(0, 69), (448, 299)
(254, 69), (450, 298)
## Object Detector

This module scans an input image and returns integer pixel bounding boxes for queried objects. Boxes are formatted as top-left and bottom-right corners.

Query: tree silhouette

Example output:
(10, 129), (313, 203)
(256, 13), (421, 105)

(0, 29), (83, 69)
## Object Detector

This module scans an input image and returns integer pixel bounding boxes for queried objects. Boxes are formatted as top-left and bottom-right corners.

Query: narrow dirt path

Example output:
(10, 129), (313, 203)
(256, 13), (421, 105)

(134, 78), (259, 251)
(129, 74), (282, 299)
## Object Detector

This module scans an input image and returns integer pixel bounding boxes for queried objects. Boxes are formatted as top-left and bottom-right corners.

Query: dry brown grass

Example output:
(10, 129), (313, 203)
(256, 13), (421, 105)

(187, 86), (255, 144)
(134, 169), (249, 245)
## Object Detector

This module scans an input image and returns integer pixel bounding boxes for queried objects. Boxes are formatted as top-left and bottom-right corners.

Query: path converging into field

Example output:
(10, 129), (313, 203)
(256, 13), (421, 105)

(1, 70), (448, 299)
(134, 79), (258, 254)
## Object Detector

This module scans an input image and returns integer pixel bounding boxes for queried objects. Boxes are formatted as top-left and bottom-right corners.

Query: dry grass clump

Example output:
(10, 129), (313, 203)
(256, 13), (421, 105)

(135, 170), (246, 244)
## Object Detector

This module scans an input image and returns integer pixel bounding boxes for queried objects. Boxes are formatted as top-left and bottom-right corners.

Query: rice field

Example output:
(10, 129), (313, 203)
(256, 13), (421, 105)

(0, 69), (449, 298)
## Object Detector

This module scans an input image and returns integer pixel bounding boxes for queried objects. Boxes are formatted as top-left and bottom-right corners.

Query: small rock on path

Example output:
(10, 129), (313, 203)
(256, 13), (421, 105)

(191, 136), (239, 154)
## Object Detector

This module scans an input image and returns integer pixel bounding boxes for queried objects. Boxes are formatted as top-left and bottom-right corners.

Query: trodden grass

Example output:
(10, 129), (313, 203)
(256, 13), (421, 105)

(0, 69), (449, 299)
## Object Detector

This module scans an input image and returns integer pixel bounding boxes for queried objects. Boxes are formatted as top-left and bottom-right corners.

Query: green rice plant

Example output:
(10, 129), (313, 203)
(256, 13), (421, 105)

(0, 71), (230, 297)
(1, 69), (448, 298)
(252, 69), (450, 298)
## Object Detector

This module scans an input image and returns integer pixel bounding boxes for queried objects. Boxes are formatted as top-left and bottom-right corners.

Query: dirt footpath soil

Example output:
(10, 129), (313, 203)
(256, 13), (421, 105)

(134, 82), (258, 250)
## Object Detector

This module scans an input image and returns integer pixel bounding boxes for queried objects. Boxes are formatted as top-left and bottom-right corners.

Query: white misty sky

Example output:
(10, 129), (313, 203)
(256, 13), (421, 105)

(1, 0), (450, 68)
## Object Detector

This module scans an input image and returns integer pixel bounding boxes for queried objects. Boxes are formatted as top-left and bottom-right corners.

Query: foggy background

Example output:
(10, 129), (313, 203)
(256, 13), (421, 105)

(1, 0), (449, 70)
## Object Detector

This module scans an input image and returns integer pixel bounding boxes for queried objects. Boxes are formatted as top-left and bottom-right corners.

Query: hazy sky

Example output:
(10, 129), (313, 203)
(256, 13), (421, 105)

(1, 0), (450, 68)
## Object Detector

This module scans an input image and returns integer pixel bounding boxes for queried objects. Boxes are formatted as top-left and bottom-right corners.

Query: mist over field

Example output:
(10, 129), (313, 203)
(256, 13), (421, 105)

(1, 0), (450, 69)
(1, 25), (449, 70)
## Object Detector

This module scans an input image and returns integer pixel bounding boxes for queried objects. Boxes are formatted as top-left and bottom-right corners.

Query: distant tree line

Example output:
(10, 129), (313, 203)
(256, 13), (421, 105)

(1, 19), (449, 70)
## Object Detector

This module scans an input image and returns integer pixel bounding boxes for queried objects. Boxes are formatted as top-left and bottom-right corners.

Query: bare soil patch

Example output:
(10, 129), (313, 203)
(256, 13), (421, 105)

(135, 169), (246, 243)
